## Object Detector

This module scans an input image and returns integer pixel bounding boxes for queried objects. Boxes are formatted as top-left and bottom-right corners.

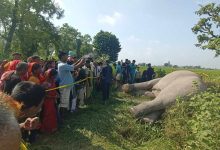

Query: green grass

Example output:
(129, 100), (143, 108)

(163, 86), (220, 150)
(30, 68), (220, 150)
(30, 91), (166, 150)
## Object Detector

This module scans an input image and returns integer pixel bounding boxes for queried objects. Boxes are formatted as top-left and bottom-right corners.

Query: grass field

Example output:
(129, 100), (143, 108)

(30, 67), (220, 150)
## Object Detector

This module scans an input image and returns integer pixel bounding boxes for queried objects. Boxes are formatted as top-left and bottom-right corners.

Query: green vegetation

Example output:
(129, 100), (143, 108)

(31, 92), (162, 150)
(30, 68), (220, 150)
(164, 86), (220, 150)
(0, 1), (122, 60)
(93, 30), (121, 62)
(0, 0), (63, 58)
(192, 3), (220, 56)
(1, 1), (218, 149)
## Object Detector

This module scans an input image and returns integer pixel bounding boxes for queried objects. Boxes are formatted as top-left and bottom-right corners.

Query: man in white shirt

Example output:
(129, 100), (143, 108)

(58, 51), (84, 114)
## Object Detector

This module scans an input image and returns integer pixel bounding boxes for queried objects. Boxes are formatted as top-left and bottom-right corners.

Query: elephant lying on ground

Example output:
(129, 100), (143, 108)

(122, 70), (206, 123)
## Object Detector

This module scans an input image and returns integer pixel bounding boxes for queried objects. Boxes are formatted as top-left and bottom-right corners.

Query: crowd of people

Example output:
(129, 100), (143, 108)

(114, 59), (156, 88)
(0, 51), (156, 149)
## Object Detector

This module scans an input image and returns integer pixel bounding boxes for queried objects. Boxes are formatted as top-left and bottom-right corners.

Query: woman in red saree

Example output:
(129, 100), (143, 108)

(40, 69), (58, 133)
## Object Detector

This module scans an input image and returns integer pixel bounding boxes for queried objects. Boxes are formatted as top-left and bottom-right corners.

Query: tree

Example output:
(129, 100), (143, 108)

(93, 30), (121, 62)
(2, 0), (19, 53)
(0, 0), (64, 57)
(192, 3), (220, 56)
(0, 0), (12, 36)
(80, 34), (93, 56)
(58, 23), (81, 52)
(58, 24), (94, 58)
(75, 38), (82, 58)
(164, 61), (172, 67)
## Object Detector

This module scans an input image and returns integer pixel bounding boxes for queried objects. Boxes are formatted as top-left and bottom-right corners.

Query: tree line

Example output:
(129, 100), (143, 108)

(0, 1), (218, 61)
(0, 0), (121, 61)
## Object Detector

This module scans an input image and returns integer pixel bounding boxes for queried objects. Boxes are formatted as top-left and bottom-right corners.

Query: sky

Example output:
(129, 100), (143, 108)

(53, 0), (220, 69)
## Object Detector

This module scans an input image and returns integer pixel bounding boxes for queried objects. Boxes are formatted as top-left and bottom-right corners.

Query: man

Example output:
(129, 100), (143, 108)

(129, 60), (136, 83)
(30, 55), (41, 64)
(75, 67), (87, 106)
(100, 60), (113, 103)
(124, 59), (131, 83)
(142, 63), (156, 81)
(10, 81), (46, 143)
(83, 60), (94, 100)
(67, 51), (77, 65)
(135, 66), (142, 83)
(94, 62), (102, 91)
(57, 51), (84, 113)
(115, 61), (122, 88)
(0, 81), (46, 149)
(12, 52), (22, 60)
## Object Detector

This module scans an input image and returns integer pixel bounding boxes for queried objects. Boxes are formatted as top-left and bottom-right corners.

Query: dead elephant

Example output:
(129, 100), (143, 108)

(122, 70), (206, 123)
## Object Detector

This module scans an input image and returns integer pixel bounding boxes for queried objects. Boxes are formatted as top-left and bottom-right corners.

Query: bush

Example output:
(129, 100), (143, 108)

(164, 86), (220, 149)
(155, 68), (166, 78)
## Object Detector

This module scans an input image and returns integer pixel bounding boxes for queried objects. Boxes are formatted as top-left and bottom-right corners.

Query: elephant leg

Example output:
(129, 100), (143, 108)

(122, 78), (161, 93)
(142, 109), (165, 123)
(144, 91), (156, 98)
(130, 99), (164, 118)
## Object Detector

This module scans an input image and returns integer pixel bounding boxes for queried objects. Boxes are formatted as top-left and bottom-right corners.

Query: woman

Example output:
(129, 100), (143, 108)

(42, 60), (56, 73)
(40, 69), (58, 133)
(0, 62), (28, 94)
(28, 63), (44, 84)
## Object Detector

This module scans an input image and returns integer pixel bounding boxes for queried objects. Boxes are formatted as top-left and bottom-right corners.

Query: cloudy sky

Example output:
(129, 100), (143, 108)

(53, 0), (220, 69)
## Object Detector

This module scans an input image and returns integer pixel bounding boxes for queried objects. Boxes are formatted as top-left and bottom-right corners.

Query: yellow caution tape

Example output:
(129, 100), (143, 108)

(46, 77), (98, 92)
(20, 141), (28, 150)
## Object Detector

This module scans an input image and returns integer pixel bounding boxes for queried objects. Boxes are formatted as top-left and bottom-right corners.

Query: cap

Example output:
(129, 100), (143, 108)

(68, 51), (76, 57)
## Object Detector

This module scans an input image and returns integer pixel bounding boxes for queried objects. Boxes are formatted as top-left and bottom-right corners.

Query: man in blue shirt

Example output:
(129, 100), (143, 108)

(58, 51), (84, 113)
(101, 60), (113, 103)
(115, 61), (122, 88)
(129, 60), (136, 83)
(142, 63), (156, 82)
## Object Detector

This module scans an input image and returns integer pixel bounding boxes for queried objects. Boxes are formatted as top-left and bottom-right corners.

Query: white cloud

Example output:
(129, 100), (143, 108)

(127, 35), (142, 42)
(148, 40), (160, 45)
(126, 36), (161, 46)
(140, 48), (153, 58)
(119, 36), (155, 63)
(118, 46), (153, 64)
(97, 12), (122, 26)
(54, 0), (64, 7)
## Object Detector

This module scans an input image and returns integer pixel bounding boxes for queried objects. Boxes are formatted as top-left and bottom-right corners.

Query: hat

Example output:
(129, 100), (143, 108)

(68, 51), (76, 57)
